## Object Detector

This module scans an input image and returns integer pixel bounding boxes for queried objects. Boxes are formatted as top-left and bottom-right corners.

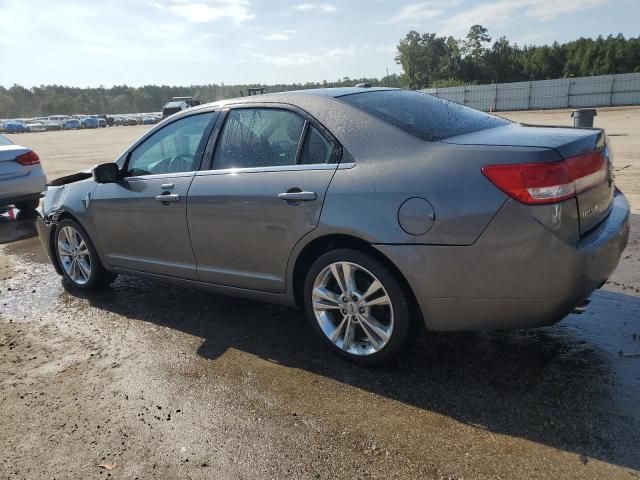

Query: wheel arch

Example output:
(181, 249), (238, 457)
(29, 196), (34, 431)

(48, 210), (101, 274)
(290, 233), (424, 329)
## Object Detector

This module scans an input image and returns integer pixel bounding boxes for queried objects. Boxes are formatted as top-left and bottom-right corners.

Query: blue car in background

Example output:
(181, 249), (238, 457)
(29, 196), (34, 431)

(2, 121), (28, 133)
(62, 119), (81, 130)
(81, 117), (100, 129)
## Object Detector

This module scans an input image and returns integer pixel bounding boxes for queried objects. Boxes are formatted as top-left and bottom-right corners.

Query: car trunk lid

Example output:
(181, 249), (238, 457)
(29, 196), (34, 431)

(443, 123), (614, 236)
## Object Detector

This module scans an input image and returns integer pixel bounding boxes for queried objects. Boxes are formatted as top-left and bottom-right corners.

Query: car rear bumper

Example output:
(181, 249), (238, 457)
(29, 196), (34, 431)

(374, 191), (630, 331)
(0, 167), (47, 206)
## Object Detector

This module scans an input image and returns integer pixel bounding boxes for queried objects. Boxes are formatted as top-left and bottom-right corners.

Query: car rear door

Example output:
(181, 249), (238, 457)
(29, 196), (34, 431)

(91, 111), (217, 279)
(187, 105), (342, 293)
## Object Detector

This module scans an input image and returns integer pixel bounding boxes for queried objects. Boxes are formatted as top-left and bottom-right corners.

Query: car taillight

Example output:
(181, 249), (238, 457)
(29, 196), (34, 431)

(482, 150), (607, 205)
(15, 151), (40, 166)
(567, 150), (608, 194)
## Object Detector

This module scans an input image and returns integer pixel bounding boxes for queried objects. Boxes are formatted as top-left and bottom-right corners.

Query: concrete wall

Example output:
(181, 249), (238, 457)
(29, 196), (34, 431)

(422, 73), (640, 111)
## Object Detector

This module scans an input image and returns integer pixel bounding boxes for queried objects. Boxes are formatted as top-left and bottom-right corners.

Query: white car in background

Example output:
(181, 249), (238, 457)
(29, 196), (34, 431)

(26, 121), (47, 133)
(0, 134), (47, 211)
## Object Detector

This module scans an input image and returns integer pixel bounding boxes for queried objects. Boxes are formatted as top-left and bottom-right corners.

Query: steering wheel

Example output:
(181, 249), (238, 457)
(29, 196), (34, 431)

(167, 153), (194, 173)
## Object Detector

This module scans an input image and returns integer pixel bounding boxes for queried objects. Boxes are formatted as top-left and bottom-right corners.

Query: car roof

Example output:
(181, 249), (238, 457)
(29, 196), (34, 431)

(187, 87), (398, 113)
(276, 87), (396, 98)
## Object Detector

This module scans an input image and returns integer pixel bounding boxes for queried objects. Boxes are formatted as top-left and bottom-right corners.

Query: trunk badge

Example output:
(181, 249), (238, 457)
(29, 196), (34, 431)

(582, 204), (599, 218)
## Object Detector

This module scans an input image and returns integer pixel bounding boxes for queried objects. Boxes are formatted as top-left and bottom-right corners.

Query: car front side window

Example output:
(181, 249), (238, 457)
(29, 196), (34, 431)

(126, 112), (214, 177)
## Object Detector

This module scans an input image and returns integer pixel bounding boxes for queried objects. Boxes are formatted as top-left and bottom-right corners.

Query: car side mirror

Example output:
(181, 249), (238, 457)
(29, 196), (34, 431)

(92, 163), (120, 183)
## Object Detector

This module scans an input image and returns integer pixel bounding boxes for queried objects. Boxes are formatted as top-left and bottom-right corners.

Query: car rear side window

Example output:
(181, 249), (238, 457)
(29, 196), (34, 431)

(213, 108), (305, 170)
(340, 90), (509, 142)
(300, 126), (332, 165)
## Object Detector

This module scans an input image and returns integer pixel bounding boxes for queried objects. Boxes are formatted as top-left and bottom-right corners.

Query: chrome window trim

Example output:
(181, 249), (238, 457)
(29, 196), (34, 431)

(122, 171), (196, 182)
(195, 162), (355, 177)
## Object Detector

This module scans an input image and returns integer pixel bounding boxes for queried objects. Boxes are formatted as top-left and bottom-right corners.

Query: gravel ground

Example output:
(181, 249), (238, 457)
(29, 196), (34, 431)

(1, 107), (639, 479)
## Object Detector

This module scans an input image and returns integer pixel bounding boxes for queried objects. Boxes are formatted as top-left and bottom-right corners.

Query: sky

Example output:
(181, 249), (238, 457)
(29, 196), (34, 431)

(0, 0), (638, 88)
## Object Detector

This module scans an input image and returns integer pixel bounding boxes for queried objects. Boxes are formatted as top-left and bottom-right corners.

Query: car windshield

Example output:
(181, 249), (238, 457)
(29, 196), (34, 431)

(340, 90), (509, 142)
(0, 134), (13, 146)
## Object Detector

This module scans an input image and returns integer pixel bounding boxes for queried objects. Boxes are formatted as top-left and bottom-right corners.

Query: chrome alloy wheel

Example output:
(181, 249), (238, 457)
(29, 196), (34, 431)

(311, 261), (394, 356)
(57, 226), (92, 285)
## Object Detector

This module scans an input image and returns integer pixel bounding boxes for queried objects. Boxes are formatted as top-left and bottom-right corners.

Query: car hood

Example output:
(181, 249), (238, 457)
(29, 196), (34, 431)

(48, 169), (93, 186)
(41, 169), (97, 218)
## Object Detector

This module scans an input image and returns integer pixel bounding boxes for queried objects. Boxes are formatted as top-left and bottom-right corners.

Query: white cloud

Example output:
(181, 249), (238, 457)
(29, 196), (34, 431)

(253, 46), (354, 67)
(162, 0), (254, 23)
(525, 0), (605, 21)
(85, 46), (115, 56)
(380, 2), (444, 25)
(377, 45), (397, 54)
(265, 32), (289, 41)
(510, 30), (554, 46)
(440, 0), (606, 36)
(295, 3), (336, 13)
(439, 1), (514, 34)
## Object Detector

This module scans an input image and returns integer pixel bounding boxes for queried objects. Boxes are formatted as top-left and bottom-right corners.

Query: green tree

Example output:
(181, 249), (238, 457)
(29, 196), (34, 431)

(395, 31), (425, 89)
(463, 24), (491, 78)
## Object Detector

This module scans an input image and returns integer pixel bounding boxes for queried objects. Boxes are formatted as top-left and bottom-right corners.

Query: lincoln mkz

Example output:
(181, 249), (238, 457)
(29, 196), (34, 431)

(36, 88), (630, 365)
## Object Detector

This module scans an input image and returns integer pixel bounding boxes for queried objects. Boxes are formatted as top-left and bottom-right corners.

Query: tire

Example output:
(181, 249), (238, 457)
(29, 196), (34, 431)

(54, 219), (116, 289)
(304, 248), (415, 367)
(15, 198), (39, 211)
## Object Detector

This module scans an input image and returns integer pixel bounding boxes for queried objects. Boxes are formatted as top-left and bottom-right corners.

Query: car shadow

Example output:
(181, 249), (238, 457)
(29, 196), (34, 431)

(0, 208), (38, 244)
(66, 269), (640, 471)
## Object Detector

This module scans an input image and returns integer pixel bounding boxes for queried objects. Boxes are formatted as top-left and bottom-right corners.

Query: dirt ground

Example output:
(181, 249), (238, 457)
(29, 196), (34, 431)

(1, 108), (639, 479)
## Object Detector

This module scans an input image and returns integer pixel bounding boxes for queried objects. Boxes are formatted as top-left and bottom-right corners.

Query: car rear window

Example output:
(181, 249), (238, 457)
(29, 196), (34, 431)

(0, 134), (13, 146)
(340, 90), (509, 142)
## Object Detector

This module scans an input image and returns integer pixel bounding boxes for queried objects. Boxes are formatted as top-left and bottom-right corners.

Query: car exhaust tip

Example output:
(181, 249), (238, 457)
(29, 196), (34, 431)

(572, 298), (591, 314)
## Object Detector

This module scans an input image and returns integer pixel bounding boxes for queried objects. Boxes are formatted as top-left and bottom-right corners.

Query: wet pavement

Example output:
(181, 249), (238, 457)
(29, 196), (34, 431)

(1, 214), (639, 479)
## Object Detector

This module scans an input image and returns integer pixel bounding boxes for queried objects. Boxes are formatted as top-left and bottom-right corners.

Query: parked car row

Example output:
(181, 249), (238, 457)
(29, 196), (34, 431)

(112, 113), (162, 126)
(0, 112), (162, 134)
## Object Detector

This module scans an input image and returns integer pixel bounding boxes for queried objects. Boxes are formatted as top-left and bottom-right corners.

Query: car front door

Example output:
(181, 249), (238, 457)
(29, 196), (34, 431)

(187, 106), (342, 293)
(92, 111), (217, 279)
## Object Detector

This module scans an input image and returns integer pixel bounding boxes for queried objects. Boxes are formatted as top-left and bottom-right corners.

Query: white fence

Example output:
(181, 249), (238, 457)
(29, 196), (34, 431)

(422, 73), (640, 111)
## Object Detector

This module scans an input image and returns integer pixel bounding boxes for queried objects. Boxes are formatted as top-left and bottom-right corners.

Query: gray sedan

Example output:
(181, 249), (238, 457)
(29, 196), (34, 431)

(36, 88), (630, 365)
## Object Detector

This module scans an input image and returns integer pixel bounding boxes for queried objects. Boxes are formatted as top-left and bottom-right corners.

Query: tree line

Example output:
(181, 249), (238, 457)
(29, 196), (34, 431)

(396, 26), (640, 89)
(2, 26), (639, 118)
(0, 77), (402, 118)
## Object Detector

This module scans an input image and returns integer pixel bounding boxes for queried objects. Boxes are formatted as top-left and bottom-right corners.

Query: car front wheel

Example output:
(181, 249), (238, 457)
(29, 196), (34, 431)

(304, 248), (414, 366)
(54, 219), (116, 289)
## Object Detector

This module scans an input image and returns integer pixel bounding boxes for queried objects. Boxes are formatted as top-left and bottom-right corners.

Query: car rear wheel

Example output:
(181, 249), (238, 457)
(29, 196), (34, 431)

(304, 248), (414, 366)
(54, 219), (116, 289)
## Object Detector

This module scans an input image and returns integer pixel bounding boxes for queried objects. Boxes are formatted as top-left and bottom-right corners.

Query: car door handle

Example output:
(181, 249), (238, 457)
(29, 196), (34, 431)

(154, 193), (180, 203)
(277, 191), (317, 202)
